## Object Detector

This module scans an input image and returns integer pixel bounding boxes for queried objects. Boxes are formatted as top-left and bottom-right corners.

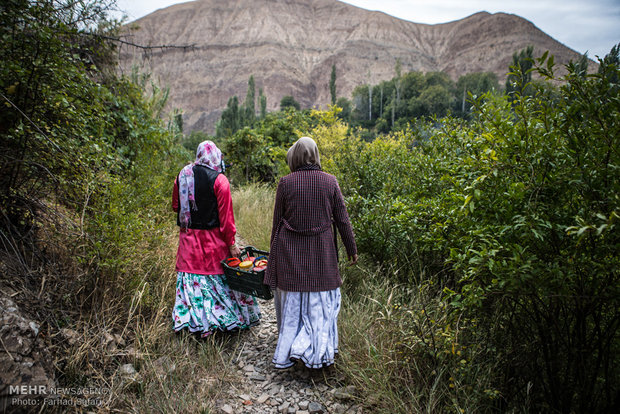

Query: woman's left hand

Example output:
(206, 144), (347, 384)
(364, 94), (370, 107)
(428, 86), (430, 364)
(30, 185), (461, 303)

(348, 254), (358, 265)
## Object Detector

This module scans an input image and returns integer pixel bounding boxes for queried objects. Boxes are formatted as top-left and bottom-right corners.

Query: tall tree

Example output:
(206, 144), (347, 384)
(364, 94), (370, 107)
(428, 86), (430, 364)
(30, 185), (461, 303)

(394, 58), (402, 117)
(391, 89), (396, 127)
(379, 84), (384, 118)
(244, 75), (256, 124)
(506, 46), (534, 98)
(259, 88), (267, 119)
(330, 64), (337, 105)
(216, 96), (240, 137)
(173, 110), (183, 134)
(367, 70), (372, 120)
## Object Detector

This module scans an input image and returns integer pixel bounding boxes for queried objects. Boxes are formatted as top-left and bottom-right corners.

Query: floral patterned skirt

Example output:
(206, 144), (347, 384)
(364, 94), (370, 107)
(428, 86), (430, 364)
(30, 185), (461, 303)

(173, 272), (261, 337)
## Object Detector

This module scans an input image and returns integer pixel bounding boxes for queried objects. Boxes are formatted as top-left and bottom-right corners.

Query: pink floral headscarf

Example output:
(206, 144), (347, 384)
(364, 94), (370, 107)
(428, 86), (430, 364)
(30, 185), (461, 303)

(178, 141), (223, 229)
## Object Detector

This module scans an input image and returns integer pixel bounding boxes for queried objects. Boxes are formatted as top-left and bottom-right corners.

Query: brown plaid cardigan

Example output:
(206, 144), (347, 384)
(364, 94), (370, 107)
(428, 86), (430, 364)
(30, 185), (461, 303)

(264, 165), (357, 292)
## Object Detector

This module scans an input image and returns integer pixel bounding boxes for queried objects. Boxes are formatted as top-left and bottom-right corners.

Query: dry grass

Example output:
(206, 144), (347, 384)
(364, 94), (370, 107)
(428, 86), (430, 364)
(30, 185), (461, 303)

(337, 260), (500, 413)
(32, 204), (246, 413)
(91, 225), (248, 413)
(29, 184), (278, 413)
(231, 183), (275, 249)
(337, 264), (419, 413)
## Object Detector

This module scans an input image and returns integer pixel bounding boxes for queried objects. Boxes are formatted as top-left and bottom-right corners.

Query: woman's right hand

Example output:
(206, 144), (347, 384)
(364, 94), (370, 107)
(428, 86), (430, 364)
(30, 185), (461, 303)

(229, 244), (241, 257)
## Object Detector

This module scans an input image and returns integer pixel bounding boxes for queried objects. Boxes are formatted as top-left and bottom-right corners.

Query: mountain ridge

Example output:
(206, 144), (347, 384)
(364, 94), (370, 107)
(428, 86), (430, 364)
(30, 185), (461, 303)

(119, 0), (595, 133)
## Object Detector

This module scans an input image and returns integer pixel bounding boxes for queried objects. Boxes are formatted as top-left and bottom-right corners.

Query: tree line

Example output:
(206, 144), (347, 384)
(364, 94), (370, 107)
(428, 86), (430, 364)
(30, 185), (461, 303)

(211, 50), (566, 142)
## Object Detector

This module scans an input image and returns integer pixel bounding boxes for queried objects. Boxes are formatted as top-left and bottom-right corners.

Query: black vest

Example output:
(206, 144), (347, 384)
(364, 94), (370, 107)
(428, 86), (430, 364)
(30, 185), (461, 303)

(177, 165), (221, 229)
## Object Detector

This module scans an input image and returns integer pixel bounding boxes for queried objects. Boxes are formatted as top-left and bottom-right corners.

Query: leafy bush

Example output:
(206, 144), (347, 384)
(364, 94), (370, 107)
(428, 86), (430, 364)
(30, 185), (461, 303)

(221, 106), (355, 184)
(337, 50), (619, 411)
(0, 1), (189, 400)
(280, 95), (301, 110)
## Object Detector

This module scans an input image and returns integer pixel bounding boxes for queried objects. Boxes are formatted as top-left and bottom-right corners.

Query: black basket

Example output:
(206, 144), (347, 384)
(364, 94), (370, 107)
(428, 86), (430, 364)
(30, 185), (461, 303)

(221, 246), (273, 300)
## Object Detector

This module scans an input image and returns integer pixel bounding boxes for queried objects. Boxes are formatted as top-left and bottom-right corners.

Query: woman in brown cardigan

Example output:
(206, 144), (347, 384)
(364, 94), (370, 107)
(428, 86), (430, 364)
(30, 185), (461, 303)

(264, 136), (358, 369)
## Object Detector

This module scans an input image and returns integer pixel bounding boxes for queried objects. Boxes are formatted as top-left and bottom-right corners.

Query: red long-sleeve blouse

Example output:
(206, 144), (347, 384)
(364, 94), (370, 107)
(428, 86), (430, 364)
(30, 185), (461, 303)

(172, 174), (236, 275)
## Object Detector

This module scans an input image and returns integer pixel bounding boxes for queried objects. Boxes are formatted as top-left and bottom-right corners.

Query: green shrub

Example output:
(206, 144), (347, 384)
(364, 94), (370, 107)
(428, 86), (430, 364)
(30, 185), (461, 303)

(337, 50), (619, 411)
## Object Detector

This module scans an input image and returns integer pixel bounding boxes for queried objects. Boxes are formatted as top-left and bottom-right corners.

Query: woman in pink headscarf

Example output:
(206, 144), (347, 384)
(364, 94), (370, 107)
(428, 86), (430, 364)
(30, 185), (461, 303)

(171, 140), (260, 336)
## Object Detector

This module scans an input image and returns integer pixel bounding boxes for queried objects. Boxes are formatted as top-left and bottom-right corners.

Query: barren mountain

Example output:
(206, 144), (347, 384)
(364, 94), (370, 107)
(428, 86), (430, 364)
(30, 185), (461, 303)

(118, 0), (594, 133)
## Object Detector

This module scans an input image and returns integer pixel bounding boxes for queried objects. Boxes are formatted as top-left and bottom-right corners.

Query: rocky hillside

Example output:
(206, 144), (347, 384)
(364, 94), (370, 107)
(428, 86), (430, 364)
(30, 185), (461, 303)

(118, 0), (594, 133)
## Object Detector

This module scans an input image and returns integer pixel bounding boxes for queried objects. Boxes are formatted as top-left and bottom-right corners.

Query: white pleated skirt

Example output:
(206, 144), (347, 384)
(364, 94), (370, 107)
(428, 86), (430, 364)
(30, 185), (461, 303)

(272, 287), (341, 369)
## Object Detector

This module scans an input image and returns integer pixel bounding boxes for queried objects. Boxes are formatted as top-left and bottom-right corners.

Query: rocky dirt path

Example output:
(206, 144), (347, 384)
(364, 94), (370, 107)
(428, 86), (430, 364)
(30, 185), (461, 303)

(215, 298), (362, 414)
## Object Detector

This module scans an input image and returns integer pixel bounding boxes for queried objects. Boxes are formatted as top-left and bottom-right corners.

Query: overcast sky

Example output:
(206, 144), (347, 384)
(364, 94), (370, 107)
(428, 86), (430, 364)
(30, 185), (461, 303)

(113, 0), (619, 59)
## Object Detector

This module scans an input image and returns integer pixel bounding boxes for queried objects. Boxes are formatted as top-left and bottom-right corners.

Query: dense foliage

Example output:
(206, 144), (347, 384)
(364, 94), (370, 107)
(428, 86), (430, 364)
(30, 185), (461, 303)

(215, 75), (269, 138)
(335, 52), (619, 412)
(214, 46), (619, 412)
(0, 3), (262, 411)
(280, 95), (301, 111)
(0, 0), (184, 314)
(347, 69), (499, 134)
(220, 107), (349, 183)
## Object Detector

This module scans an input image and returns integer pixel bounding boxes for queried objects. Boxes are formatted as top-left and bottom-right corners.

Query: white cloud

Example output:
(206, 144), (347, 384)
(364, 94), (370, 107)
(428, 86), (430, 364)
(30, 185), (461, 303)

(112, 0), (183, 21)
(341, 0), (619, 58)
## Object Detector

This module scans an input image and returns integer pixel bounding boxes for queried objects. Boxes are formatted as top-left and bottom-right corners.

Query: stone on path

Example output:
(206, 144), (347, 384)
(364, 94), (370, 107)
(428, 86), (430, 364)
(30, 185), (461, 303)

(333, 385), (357, 400)
(249, 372), (266, 381)
(119, 363), (140, 384)
(332, 403), (347, 413)
(220, 404), (233, 414)
(119, 363), (137, 376)
(278, 400), (290, 413)
(256, 393), (270, 404)
(308, 401), (325, 414)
